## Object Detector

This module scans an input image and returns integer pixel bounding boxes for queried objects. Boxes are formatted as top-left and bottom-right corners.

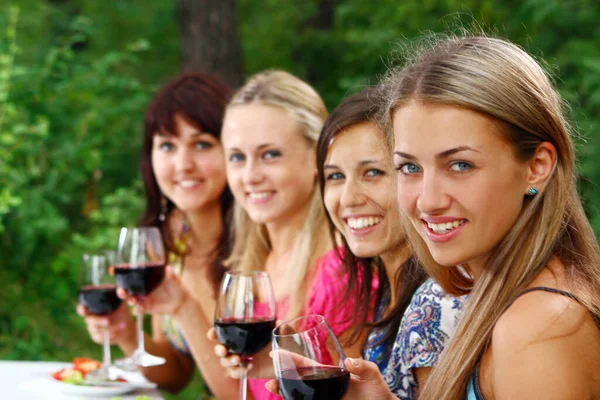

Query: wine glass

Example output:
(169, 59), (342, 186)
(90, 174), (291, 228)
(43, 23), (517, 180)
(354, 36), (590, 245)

(272, 314), (350, 400)
(114, 227), (166, 368)
(79, 254), (123, 380)
(214, 271), (276, 400)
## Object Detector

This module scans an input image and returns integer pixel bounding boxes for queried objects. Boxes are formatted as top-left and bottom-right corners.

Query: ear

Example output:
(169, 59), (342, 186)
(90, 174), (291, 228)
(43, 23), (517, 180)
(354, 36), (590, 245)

(525, 141), (557, 194)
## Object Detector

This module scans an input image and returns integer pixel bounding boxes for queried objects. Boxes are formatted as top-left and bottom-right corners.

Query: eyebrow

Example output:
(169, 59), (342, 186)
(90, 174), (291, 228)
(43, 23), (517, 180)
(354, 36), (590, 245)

(394, 146), (479, 160)
(323, 159), (379, 170)
(227, 143), (274, 151)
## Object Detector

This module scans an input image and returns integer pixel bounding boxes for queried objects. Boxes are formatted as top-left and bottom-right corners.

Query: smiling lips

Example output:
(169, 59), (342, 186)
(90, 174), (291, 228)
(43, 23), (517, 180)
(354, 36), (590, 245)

(247, 191), (276, 203)
(345, 216), (383, 233)
(422, 218), (467, 242)
(177, 179), (202, 189)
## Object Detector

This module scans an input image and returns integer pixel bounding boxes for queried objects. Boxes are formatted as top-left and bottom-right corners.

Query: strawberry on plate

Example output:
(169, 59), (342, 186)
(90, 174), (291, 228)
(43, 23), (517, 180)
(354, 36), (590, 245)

(73, 357), (102, 373)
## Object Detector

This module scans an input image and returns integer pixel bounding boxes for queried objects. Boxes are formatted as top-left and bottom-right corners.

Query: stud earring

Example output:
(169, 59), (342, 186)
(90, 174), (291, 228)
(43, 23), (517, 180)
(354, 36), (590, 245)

(528, 187), (538, 196)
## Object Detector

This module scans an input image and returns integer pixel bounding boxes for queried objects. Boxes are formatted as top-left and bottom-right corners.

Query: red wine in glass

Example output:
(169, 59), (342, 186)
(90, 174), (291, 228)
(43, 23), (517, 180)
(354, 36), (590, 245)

(214, 317), (276, 357)
(79, 254), (121, 380)
(79, 284), (122, 316)
(273, 315), (349, 400)
(113, 263), (165, 298)
(114, 227), (167, 369)
(278, 366), (350, 400)
(214, 271), (276, 400)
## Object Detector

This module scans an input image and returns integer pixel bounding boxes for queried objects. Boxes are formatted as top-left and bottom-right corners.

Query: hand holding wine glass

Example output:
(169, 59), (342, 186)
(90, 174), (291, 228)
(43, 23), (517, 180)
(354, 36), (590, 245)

(78, 253), (123, 380)
(214, 271), (276, 400)
(114, 227), (166, 369)
(272, 314), (350, 400)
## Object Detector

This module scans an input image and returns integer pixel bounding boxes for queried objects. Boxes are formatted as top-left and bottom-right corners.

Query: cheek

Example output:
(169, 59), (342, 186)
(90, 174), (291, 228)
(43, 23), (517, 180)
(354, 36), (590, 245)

(225, 167), (244, 193)
(323, 189), (342, 224)
(151, 153), (169, 181)
(396, 184), (417, 214)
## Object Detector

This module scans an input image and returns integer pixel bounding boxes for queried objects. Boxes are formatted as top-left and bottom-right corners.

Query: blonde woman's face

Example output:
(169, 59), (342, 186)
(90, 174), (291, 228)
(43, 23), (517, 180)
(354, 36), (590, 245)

(392, 102), (530, 273)
(323, 122), (403, 258)
(222, 104), (317, 225)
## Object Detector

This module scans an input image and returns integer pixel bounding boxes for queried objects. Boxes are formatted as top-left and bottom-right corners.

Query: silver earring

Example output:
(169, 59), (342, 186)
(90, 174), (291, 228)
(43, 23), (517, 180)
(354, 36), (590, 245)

(158, 195), (168, 222)
(528, 187), (538, 196)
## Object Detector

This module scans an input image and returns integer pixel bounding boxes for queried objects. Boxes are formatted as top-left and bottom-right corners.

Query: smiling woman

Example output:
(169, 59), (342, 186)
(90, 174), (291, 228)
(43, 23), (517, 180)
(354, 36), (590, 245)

(77, 72), (236, 396)
(384, 35), (600, 400)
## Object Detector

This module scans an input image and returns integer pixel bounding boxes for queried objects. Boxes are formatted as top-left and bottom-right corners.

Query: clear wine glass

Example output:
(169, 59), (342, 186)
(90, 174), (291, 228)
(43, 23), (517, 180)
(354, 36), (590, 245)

(214, 271), (277, 400)
(272, 314), (350, 400)
(114, 227), (166, 368)
(79, 254), (122, 380)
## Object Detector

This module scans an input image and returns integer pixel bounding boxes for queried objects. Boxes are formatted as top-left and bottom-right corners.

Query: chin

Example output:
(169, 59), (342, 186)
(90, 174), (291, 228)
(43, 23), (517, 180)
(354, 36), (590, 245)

(428, 250), (468, 268)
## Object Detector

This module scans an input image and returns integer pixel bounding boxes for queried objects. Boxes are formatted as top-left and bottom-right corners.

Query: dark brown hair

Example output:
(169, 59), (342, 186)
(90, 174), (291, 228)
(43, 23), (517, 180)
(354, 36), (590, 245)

(316, 87), (427, 347)
(139, 72), (234, 295)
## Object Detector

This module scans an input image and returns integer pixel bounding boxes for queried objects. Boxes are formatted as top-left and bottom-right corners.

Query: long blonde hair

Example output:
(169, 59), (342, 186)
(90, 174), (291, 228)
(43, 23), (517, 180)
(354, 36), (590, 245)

(225, 70), (330, 319)
(382, 35), (600, 399)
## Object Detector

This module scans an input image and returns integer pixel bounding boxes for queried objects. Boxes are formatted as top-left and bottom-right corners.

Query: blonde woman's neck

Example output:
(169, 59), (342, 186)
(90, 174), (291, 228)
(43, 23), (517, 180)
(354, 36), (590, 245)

(265, 203), (312, 260)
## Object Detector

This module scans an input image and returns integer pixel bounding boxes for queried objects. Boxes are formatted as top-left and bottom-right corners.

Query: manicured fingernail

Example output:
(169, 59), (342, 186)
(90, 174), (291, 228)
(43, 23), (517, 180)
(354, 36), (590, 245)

(347, 357), (358, 367)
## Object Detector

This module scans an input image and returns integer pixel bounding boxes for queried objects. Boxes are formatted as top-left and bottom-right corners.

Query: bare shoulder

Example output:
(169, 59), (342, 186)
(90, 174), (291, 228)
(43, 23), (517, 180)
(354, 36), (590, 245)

(494, 288), (591, 345)
(488, 288), (600, 398)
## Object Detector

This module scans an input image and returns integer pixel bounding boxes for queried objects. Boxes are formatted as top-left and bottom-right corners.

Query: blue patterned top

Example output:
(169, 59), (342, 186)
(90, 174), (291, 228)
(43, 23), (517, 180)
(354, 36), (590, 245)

(363, 278), (466, 399)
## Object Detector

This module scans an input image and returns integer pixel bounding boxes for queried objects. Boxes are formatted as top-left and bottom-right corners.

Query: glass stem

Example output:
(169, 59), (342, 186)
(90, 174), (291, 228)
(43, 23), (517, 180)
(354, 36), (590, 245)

(239, 359), (249, 400)
(102, 328), (112, 367)
(136, 305), (145, 353)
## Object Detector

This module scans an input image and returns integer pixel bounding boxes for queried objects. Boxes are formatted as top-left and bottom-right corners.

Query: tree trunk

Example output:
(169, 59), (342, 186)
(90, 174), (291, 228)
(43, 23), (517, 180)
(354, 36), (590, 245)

(177, 0), (244, 88)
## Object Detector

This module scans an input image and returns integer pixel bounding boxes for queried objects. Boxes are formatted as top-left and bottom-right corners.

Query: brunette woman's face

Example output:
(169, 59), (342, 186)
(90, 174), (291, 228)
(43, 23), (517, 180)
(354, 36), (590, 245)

(323, 122), (402, 258)
(393, 102), (530, 271)
(222, 104), (317, 225)
(151, 113), (227, 213)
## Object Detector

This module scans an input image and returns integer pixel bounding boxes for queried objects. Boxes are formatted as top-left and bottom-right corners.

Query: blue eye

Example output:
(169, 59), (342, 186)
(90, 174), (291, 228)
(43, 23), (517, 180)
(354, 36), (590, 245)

(397, 163), (421, 174)
(326, 172), (344, 181)
(449, 161), (473, 172)
(263, 150), (281, 160)
(365, 169), (384, 177)
(195, 141), (212, 150)
(159, 142), (174, 152)
(228, 153), (245, 163)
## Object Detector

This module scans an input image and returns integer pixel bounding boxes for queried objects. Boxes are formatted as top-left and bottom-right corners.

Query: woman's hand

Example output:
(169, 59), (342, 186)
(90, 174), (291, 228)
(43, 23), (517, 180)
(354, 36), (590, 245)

(76, 301), (136, 347)
(206, 327), (275, 379)
(265, 358), (395, 400)
(117, 266), (188, 316)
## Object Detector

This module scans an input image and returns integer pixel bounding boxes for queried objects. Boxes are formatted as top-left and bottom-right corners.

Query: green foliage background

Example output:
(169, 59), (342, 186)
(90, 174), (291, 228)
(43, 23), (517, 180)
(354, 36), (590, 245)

(1, 1), (599, 398)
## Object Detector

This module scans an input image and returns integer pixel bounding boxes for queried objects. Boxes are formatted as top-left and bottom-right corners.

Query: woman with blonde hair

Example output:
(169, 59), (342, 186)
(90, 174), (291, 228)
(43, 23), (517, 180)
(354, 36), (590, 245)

(212, 70), (372, 399)
(363, 35), (600, 399)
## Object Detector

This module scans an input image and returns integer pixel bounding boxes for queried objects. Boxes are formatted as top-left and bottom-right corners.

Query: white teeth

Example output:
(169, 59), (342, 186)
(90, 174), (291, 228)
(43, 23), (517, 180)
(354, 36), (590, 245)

(427, 220), (464, 234)
(347, 217), (383, 230)
(249, 192), (273, 200)
(179, 180), (199, 188)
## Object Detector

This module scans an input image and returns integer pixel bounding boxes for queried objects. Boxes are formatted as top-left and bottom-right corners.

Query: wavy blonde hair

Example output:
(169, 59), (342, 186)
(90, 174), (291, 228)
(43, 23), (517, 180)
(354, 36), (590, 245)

(382, 35), (600, 399)
(225, 70), (330, 319)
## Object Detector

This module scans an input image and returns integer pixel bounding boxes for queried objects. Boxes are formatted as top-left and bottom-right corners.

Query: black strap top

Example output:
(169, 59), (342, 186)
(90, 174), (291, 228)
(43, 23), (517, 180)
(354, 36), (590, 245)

(470, 286), (600, 400)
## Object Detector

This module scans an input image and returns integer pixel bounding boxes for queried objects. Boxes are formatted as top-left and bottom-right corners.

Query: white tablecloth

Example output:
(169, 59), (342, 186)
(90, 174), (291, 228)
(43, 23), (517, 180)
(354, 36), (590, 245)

(1, 361), (165, 399)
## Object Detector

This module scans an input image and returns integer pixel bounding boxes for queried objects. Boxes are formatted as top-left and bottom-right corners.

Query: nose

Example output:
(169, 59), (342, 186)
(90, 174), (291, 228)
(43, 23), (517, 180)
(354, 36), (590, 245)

(175, 148), (195, 172)
(241, 158), (264, 185)
(340, 179), (367, 208)
(416, 172), (451, 214)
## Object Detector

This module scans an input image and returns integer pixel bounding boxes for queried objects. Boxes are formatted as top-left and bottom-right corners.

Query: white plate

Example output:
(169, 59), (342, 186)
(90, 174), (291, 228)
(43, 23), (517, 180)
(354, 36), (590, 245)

(19, 374), (156, 398)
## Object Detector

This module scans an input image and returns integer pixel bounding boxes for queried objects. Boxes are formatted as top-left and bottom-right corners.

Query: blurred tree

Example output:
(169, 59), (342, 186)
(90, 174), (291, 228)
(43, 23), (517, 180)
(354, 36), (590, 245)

(177, 0), (244, 87)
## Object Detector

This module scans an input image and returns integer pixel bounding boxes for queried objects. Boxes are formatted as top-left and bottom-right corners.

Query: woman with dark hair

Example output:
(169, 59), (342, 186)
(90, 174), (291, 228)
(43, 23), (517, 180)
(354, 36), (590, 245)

(78, 72), (233, 393)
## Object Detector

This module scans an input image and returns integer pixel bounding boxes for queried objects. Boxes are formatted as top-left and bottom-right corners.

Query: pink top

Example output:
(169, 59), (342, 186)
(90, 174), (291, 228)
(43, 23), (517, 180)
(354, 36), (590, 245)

(248, 248), (375, 399)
